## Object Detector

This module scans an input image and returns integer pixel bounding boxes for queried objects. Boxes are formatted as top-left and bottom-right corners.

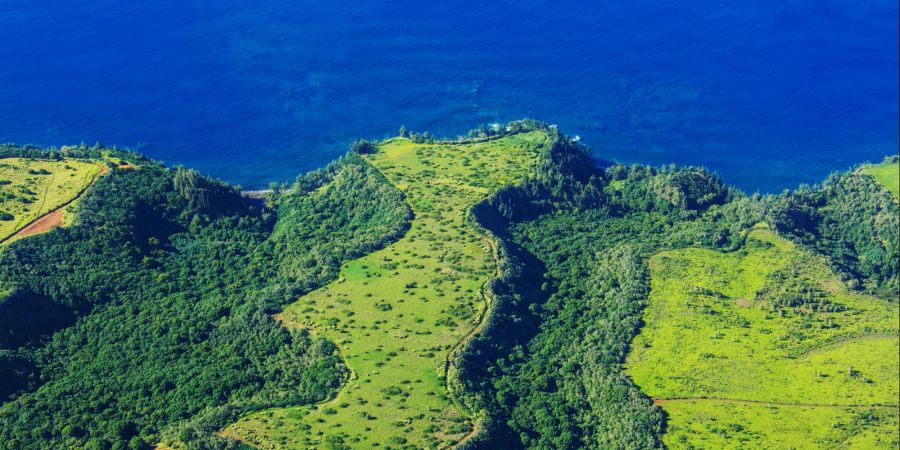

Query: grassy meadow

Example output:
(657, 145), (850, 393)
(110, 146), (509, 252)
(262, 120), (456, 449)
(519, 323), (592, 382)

(626, 226), (899, 449)
(0, 158), (101, 241)
(223, 131), (550, 449)
(861, 161), (899, 199)
(662, 400), (898, 449)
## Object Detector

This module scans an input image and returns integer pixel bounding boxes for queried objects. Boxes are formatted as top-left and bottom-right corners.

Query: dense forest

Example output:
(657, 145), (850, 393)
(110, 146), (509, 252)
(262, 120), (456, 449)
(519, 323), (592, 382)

(0, 127), (896, 449)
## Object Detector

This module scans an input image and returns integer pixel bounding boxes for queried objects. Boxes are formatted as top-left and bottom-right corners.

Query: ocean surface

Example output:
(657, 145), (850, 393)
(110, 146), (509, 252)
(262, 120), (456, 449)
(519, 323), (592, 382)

(0, 1), (897, 192)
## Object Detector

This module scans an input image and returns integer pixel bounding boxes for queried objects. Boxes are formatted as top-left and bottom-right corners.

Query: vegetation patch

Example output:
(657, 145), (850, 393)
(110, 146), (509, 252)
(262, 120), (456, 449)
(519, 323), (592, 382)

(626, 227), (899, 449)
(770, 160), (899, 296)
(861, 159), (899, 199)
(224, 131), (550, 449)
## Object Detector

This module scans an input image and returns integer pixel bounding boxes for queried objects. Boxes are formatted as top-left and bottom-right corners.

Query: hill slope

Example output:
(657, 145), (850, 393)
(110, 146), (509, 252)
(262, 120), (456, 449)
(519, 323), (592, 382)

(442, 141), (897, 449)
(627, 227), (898, 449)
(0, 149), (410, 449)
(224, 131), (551, 449)
(0, 127), (895, 450)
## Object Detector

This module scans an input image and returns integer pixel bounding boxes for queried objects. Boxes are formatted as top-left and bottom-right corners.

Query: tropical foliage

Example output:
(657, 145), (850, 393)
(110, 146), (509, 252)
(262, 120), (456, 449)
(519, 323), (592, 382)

(0, 129), (895, 449)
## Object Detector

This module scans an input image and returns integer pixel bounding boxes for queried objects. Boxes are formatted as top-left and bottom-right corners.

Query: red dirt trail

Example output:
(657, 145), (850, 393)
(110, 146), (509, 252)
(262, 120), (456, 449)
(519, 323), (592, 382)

(12, 208), (65, 238)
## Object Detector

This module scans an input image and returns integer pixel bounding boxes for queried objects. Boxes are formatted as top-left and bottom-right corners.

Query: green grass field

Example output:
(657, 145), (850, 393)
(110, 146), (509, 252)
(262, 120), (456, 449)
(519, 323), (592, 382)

(0, 158), (102, 241)
(661, 400), (898, 449)
(626, 226), (899, 449)
(223, 131), (550, 449)
(861, 161), (899, 199)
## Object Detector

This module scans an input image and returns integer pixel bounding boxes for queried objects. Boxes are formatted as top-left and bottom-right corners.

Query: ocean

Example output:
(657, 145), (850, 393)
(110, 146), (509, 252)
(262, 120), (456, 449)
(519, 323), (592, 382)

(0, 0), (897, 192)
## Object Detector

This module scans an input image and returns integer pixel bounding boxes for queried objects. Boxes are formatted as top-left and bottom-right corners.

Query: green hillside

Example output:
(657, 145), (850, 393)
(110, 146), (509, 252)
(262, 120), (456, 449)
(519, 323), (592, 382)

(626, 227), (899, 448)
(0, 146), (410, 449)
(0, 129), (896, 450)
(224, 131), (550, 449)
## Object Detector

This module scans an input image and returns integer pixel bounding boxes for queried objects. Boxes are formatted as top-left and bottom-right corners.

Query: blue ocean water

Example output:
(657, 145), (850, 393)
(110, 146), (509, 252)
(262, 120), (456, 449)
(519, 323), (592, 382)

(0, 1), (896, 192)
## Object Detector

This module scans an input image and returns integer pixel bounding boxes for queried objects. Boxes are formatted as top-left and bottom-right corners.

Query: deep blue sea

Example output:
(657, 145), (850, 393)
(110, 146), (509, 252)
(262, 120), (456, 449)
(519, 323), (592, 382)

(1, 1), (897, 192)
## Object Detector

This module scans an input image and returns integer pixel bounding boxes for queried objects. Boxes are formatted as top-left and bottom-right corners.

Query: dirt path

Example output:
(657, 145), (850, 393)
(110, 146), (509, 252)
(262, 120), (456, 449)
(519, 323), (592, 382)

(0, 163), (108, 244)
(653, 397), (898, 409)
(10, 208), (66, 239)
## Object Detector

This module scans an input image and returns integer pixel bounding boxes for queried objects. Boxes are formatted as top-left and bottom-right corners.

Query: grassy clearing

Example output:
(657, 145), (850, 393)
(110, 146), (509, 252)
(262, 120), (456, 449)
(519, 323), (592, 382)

(224, 131), (549, 449)
(0, 158), (101, 241)
(861, 161), (899, 199)
(662, 400), (898, 449)
(626, 226), (899, 448)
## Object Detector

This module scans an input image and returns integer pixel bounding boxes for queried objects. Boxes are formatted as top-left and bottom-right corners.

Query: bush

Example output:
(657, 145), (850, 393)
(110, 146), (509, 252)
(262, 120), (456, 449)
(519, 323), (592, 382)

(350, 139), (376, 154)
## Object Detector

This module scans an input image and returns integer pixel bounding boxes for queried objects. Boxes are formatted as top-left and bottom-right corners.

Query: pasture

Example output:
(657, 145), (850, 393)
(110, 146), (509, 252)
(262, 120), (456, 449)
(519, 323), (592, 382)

(861, 161), (899, 199)
(0, 158), (102, 242)
(224, 131), (549, 449)
(661, 399), (898, 449)
(626, 226), (899, 449)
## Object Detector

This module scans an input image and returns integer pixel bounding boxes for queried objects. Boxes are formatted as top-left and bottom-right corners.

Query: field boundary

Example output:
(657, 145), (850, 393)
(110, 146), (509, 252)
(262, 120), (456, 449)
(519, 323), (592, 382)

(653, 397), (898, 409)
